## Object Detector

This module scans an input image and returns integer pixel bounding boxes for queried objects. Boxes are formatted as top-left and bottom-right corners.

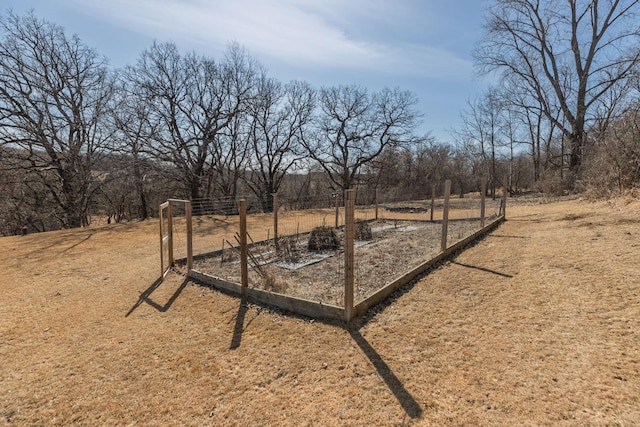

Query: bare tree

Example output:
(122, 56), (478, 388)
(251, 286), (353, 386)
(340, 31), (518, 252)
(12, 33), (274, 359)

(207, 109), (251, 200)
(110, 76), (159, 220)
(455, 88), (506, 198)
(245, 77), (315, 211)
(587, 92), (640, 191)
(476, 0), (640, 177)
(303, 85), (422, 191)
(0, 11), (114, 228)
(126, 42), (258, 209)
(0, 147), (57, 234)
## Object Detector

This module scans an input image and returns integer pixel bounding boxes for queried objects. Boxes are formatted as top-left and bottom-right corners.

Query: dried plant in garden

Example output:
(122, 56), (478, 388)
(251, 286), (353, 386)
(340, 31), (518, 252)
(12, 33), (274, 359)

(307, 226), (340, 251)
(221, 244), (240, 263)
(277, 235), (301, 262)
(354, 220), (373, 240)
(262, 267), (288, 294)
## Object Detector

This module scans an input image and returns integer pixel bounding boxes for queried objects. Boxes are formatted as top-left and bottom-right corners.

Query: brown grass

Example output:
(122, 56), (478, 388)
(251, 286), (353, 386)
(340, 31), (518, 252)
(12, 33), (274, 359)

(1, 196), (639, 425)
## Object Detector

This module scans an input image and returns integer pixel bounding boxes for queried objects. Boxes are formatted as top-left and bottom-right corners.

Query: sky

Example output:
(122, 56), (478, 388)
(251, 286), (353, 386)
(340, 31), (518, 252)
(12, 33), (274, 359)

(2, 0), (490, 142)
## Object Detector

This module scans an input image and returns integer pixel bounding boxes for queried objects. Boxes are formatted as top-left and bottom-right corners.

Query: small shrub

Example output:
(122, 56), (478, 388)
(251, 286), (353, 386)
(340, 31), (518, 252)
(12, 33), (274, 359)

(221, 245), (239, 263)
(308, 226), (339, 251)
(277, 235), (301, 262)
(263, 268), (288, 294)
(354, 219), (372, 240)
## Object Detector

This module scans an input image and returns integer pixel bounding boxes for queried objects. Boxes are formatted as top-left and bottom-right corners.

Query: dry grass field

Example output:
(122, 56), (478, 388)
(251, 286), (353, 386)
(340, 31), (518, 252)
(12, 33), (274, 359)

(1, 196), (639, 426)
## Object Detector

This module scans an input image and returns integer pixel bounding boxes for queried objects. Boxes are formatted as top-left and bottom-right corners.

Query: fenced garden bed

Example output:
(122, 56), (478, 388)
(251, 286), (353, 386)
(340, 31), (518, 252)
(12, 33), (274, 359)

(163, 180), (506, 321)
(191, 217), (493, 305)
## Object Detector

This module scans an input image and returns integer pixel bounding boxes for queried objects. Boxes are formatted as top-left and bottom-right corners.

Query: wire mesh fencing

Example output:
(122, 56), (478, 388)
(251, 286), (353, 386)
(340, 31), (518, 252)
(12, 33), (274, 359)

(167, 181), (507, 317)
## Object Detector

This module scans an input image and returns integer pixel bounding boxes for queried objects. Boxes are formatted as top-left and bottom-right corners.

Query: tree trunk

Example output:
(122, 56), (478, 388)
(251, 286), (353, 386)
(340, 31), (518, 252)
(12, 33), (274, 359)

(569, 131), (583, 173)
(133, 158), (148, 220)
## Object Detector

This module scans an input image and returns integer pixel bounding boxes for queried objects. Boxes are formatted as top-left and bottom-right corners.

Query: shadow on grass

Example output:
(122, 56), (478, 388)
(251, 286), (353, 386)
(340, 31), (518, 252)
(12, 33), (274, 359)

(348, 326), (423, 419)
(19, 231), (97, 259)
(229, 297), (260, 350)
(451, 261), (513, 278)
(125, 276), (189, 317)
(230, 298), (248, 350)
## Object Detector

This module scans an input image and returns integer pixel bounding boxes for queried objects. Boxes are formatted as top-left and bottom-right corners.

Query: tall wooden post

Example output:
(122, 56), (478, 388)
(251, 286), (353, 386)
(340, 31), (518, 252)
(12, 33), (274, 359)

(335, 192), (340, 228)
(502, 183), (508, 219)
(441, 180), (451, 252)
(344, 189), (355, 322)
(167, 202), (174, 267)
(185, 200), (193, 270)
(159, 202), (169, 279)
(375, 188), (379, 220)
(480, 178), (487, 228)
(272, 193), (278, 247)
(239, 199), (248, 294)
(159, 206), (164, 278)
(430, 184), (436, 222)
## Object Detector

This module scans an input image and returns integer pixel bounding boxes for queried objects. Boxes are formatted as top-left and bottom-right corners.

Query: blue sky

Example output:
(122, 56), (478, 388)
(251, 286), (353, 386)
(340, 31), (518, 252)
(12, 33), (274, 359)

(2, 0), (490, 142)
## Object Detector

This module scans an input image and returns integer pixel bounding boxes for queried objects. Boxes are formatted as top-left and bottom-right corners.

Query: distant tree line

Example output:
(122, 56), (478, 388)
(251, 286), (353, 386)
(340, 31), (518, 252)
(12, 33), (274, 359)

(1, 2), (639, 235)
(469, 0), (640, 196)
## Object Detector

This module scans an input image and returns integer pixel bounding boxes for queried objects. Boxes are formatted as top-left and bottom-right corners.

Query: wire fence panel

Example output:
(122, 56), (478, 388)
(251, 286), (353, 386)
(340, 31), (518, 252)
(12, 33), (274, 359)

(183, 185), (505, 314)
(351, 190), (502, 304)
(242, 193), (346, 306)
(188, 193), (347, 307)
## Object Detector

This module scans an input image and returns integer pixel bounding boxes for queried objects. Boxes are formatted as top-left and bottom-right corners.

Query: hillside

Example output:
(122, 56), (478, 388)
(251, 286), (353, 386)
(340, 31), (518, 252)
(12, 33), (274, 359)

(1, 196), (639, 425)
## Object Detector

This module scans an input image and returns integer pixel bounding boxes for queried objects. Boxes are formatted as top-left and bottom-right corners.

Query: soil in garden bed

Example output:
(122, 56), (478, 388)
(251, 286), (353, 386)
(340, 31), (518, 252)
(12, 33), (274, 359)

(191, 218), (489, 305)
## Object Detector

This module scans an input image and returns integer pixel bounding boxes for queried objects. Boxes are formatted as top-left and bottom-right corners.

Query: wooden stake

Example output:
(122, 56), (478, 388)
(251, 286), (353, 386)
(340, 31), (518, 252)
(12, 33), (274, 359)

(335, 192), (340, 228)
(272, 193), (278, 248)
(185, 200), (193, 271)
(235, 234), (264, 277)
(159, 201), (169, 279)
(167, 202), (174, 268)
(430, 184), (436, 222)
(502, 183), (508, 219)
(375, 188), (379, 220)
(480, 178), (487, 228)
(344, 189), (355, 322)
(441, 180), (451, 252)
(239, 199), (248, 294)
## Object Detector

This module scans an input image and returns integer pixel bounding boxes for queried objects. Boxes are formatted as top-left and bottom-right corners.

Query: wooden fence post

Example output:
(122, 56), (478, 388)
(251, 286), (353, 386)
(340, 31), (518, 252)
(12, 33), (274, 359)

(335, 192), (340, 228)
(186, 200), (193, 271)
(159, 206), (164, 278)
(344, 189), (355, 322)
(272, 193), (278, 248)
(239, 199), (248, 294)
(430, 184), (436, 222)
(167, 202), (174, 267)
(159, 201), (169, 279)
(375, 188), (379, 220)
(480, 178), (487, 228)
(441, 180), (451, 252)
(502, 184), (508, 219)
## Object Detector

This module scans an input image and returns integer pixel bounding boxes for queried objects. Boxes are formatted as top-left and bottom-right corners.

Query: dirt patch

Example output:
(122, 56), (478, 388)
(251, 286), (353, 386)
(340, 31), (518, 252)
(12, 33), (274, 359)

(0, 196), (639, 425)
(191, 218), (484, 306)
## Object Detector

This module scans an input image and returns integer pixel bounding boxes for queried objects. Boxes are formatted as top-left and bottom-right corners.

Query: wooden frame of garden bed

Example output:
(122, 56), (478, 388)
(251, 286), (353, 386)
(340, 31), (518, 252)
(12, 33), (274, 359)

(187, 215), (504, 322)
(165, 179), (508, 323)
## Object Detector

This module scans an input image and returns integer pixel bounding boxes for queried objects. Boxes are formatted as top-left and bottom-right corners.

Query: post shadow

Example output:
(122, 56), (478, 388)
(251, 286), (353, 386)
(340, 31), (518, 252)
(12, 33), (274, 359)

(229, 298), (249, 350)
(228, 298), (260, 350)
(348, 326), (423, 419)
(451, 261), (513, 278)
(125, 277), (189, 317)
(62, 232), (94, 253)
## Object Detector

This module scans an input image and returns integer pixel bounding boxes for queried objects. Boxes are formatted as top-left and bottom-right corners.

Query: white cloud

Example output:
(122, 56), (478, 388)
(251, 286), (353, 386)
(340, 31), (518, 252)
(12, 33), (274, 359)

(66, 0), (472, 80)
